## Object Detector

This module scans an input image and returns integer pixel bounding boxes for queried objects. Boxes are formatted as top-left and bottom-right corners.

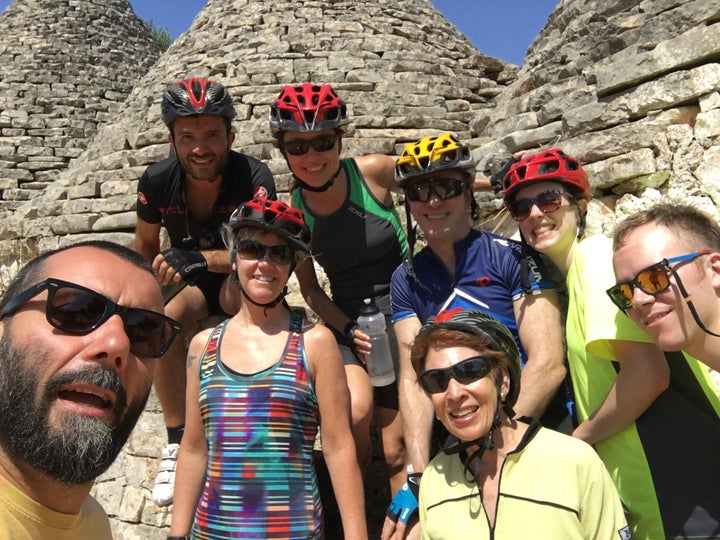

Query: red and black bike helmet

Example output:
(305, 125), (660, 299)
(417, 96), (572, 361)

(501, 148), (590, 204)
(228, 197), (311, 255)
(268, 83), (349, 135)
(161, 77), (236, 127)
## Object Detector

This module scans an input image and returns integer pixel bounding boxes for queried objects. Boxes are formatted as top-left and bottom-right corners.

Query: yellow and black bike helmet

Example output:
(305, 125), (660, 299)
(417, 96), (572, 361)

(395, 133), (475, 188)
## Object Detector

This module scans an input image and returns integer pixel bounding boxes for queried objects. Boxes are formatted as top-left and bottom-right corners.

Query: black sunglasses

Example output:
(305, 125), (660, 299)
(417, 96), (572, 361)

(418, 355), (494, 394)
(405, 177), (466, 203)
(0, 278), (180, 358)
(606, 251), (710, 311)
(508, 190), (565, 221)
(237, 240), (295, 265)
(283, 133), (338, 156)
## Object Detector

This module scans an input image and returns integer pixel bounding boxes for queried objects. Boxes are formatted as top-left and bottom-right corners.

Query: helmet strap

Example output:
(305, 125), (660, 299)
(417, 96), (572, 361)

(293, 163), (343, 193)
(403, 201), (431, 292)
(232, 271), (289, 312)
(576, 212), (587, 239)
(442, 382), (509, 485)
(470, 193), (479, 221)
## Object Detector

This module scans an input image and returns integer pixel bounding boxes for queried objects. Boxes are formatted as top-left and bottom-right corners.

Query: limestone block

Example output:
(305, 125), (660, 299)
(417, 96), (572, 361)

(127, 128), (167, 149)
(0, 178), (17, 190)
(328, 54), (365, 71)
(67, 182), (100, 199)
(3, 188), (43, 200)
(92, 478), (125, 517)
(612, 64), (720, 119)
(695, 146), (720, 204)
(111, 519), (168, 540)
(562, 100), (616, 137)
(594, 23), (720, 94)
(584, 148), (657, 189)
(62, 198), (94, 214)
(0, 168), (32, 181)
(538, 85), (597, 124)
(499, 120), (563, 152)
(21, 218), (54, 238)
(699, 92), (720, 112)
(117, 485), (145, 523)
(695, 109), (720, 140)
(54, 147), (83, 159)
(613, 172), (671, 195)
(343, 137), (395, 155)
(484, 111), (538, 139)
(101, 180), (138, 197)
(50, 214), (100, 235)
(560, 106), (699, 162)
(97, 150), (131, 171)
(91, 195), (136, 213)
(16, 142), (54, 156)
(92, 211), (136, 231)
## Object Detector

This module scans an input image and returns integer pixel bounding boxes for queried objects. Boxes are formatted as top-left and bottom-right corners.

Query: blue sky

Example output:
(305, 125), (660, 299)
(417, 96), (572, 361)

(0, 0), (558, 65)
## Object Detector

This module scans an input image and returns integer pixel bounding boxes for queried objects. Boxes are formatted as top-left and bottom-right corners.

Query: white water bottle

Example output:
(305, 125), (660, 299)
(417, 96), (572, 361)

(357, 298), (396, 387)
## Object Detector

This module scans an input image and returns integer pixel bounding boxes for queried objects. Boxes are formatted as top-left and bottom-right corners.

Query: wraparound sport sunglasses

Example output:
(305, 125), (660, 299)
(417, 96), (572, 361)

(405, 177), (466, 203)
(418, 355), (493, 394)
(236, 240), (295, 266)
(0, 278), (181, 358)
(283, 133), (338, 156)
(605, 251), (710, 311)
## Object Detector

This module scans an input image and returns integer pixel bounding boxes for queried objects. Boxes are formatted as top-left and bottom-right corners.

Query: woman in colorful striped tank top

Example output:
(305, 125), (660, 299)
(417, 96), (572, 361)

(169, 197), (367, 540)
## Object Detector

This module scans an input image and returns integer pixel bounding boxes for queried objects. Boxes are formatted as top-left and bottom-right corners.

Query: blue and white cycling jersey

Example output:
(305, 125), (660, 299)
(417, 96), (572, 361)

(391, 229), (555, 365)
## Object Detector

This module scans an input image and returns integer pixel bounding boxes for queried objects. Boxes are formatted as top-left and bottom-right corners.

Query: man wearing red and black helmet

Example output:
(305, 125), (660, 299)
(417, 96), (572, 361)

(133, 77), (276, 507)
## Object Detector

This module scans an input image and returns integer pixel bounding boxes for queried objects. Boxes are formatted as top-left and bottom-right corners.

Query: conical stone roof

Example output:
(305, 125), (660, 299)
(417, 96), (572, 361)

(0, 0), (514, 265)
(0, 0), (161, 221)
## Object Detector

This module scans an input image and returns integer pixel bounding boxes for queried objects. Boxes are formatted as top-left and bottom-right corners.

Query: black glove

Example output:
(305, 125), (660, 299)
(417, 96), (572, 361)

(161, 248), (208, 285)
(344, 320), (359, 356)
(490, 155), (520, 194)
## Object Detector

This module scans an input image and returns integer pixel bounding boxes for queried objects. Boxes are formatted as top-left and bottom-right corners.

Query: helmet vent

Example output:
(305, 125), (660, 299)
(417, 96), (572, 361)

(538, 160), (560, 175)
(190, 80), (203, 101)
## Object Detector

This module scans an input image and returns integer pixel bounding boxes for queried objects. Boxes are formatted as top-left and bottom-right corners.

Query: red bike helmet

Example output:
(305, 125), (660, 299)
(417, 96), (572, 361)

(269, 83), (349, 135)
(228, 197), (311, 254)
(414, 308), (521, 409)
(161, 77), (236, 127)
(501, 148), (590, 203)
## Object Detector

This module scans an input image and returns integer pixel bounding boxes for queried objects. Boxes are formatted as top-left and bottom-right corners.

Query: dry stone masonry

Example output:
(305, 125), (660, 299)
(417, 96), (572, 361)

(0, 0), (719, 538)
(0, 0), (161, 270)
(470, 0), (720, 236)
(0, 0), (513, 269)
(0, 0), (161, 200)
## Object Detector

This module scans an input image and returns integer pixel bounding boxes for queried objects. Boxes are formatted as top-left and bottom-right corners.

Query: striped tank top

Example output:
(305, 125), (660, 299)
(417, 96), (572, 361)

(191, 313), (322, 539)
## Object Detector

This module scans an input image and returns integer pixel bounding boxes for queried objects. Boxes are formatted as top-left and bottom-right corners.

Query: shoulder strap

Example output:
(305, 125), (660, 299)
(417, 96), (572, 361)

(289, 311), (304, 334)
(199, 321), (227, 380)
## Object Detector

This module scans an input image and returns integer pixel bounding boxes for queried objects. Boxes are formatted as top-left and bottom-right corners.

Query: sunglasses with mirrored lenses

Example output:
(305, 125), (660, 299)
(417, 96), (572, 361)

(405, 177), (466, 203)
(283, 133), (338, 156)
(0, 278), (180, 358)
(606, 251), (710, 310)
(508, 190), (564, 221)
(418, 355), (493, 394)
(237, 240), (295, 265)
